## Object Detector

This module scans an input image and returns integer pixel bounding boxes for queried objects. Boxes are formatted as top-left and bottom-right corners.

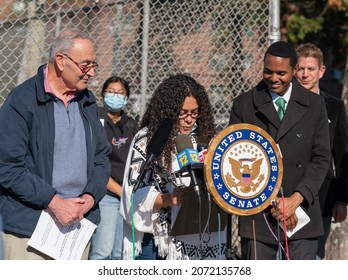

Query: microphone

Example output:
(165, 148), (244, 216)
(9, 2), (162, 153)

(175, 135), (206, 258)
(174, 134), (201, 194)
(197, 143), (208, 163)
(175, 137), (200, 170)
(133, 118), (173, 193)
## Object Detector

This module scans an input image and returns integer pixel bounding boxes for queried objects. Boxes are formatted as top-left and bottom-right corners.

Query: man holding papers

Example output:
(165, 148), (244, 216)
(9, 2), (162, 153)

(0, 28), (111, 260)
(229, 41), (330, 260)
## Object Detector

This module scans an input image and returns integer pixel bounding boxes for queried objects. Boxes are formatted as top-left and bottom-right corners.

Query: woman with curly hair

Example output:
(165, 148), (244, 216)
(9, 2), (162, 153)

(120, 73), (226, 260)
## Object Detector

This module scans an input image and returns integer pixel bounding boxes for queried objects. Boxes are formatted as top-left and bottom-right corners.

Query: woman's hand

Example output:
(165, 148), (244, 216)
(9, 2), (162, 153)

(154, 187), (187, 210)
(171, 187), (186, 205)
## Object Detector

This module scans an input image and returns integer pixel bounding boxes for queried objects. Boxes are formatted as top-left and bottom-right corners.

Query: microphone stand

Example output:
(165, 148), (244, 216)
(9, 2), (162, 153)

(195, 182), (203, 260)
(131, 162), (153, 260)
(225, 214), (241, 260)
(188, 163), (203, 259)
(225, 213), (233, 260)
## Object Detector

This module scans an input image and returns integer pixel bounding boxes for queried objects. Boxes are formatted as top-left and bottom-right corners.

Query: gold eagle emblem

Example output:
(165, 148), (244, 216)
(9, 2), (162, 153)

(225, 157), (265, 193)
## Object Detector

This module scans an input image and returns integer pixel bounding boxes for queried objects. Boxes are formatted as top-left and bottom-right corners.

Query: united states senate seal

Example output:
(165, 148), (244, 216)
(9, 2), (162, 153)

(204, 123), (283, 216)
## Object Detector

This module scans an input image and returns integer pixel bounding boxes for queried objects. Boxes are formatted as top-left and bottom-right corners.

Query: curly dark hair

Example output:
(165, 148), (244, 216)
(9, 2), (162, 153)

(140, 73), (216, 170)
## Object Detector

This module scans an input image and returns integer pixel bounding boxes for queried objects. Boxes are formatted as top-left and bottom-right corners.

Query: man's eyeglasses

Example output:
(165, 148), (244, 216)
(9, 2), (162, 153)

(178, 109), (199, 119)
(62, 53), (98, 74)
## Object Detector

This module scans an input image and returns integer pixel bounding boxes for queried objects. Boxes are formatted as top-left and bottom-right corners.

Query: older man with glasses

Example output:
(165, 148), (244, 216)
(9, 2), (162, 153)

(0, 28), (111, 260)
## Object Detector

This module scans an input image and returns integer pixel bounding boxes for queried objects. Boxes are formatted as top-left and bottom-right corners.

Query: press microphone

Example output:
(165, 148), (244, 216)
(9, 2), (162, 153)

(175, 135), (205, 254)
(197, 143), (207, 163)
(175, 138), (200, 170)
(174, 134), (201, 194)
(133, 118), (173, 193)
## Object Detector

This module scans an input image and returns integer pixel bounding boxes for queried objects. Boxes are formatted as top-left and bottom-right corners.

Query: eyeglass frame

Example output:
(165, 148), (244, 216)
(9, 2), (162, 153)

(103, 91), (128, 97)
(178, 108), (199, 119)
(61, 53), (98, 74)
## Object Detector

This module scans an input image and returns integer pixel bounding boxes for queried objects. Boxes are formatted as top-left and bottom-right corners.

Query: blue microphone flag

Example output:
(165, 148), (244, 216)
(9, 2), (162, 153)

(176, 148), (200, 169)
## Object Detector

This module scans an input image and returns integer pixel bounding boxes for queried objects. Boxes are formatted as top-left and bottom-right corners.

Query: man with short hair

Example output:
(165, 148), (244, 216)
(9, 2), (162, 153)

(229, 41), (331, 259)
(0, 28), (111, 260)
(295, 43), (348, 259)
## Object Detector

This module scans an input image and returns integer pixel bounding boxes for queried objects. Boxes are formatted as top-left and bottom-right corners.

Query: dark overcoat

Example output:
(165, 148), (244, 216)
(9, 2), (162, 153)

(229, 78), (330, 243)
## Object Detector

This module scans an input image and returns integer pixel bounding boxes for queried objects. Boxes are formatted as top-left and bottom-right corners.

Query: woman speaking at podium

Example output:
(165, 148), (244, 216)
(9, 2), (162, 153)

(120, 74), (226, 260)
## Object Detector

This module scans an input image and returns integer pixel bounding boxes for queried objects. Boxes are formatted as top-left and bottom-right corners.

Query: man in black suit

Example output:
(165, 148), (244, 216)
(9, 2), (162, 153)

(295, 43), (348, 259)
(229, 41), (331, 260)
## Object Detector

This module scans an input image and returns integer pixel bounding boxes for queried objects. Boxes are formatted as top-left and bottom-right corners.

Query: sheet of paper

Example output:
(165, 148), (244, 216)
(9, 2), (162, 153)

(28, 210), (97, 260)
(279, 206), (310, 238)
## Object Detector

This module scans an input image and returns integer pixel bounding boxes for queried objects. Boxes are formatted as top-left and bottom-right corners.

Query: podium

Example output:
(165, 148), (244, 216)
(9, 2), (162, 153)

(170, 169), (228, 236)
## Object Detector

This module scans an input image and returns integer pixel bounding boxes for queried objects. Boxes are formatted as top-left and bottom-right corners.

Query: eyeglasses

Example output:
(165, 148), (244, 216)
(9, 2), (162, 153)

(179, 109), (199, 119)
(62, 53), (98, 74)
(104, 91), (127, 97)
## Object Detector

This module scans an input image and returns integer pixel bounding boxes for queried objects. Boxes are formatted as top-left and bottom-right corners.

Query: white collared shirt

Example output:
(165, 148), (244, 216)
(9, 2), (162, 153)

(270, 82), (292, 112)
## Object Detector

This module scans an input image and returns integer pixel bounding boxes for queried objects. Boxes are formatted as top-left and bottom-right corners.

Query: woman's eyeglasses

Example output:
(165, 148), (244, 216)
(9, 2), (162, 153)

(178, 109), (199, 119)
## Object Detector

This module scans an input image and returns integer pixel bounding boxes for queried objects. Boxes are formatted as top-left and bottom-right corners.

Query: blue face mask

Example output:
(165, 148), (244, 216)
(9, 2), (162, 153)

(103, 93), (128, 112)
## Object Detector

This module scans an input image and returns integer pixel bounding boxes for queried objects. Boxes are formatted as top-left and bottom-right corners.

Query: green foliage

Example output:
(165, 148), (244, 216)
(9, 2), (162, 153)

(282, 0), (348, 71)
(286, 15), (324, 43)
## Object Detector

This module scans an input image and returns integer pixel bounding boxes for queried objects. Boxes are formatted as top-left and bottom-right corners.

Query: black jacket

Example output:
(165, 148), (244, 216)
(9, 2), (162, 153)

(229, 79), (330, 243)
(98, 107), (138, 197)
(319, 90), (348, 216)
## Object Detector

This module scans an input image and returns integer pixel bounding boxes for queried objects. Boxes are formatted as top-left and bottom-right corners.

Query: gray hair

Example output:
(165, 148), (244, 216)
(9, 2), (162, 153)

(48, 28), (93, 63)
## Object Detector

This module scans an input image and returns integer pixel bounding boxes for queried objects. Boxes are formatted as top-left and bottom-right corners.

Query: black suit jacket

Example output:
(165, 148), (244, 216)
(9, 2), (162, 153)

(229, 79), (331, 244)
(319, 91), (348, 216)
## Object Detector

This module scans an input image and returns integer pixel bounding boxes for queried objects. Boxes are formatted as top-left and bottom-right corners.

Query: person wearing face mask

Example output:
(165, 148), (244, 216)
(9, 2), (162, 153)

(88, 76), (138, 260)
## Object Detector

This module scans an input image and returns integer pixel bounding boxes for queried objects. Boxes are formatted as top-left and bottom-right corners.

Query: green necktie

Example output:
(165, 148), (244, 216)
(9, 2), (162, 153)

(275, 97), (286, 121)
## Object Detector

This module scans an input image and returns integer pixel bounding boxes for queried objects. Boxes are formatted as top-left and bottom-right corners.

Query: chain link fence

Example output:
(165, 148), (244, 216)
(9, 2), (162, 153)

(0, 0), (271, 257)
(0, 0), (270, 128)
